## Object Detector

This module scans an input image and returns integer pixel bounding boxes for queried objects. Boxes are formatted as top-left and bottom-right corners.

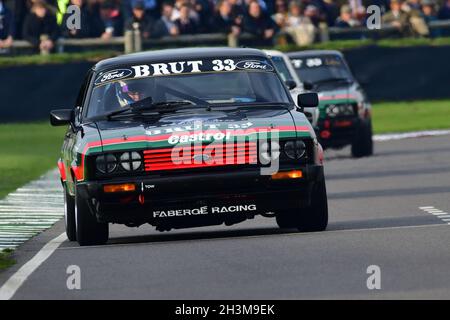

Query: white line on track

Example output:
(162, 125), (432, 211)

(374, 130), (450, 141)
(0, 232), (66, 300)
(419, 206), (450, 224)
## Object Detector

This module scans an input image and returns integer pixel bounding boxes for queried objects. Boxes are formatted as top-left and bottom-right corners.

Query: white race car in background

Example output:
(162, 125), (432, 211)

(264, 50), (319, 127)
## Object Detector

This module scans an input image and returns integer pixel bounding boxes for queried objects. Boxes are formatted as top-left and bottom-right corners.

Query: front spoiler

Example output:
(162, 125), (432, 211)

(76, 165), (324, 226)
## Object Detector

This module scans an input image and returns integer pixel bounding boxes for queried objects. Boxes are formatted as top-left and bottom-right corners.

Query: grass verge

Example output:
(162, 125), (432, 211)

(276, 36), (450, 52)
(0, 50), (119, 67)
(0, 122), (66, 199)
(372, 99), (450, 134)
(0, 249), (15, 270)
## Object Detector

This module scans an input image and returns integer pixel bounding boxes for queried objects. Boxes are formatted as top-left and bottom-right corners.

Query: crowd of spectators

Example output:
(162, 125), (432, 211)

(1, 0), (450, 52)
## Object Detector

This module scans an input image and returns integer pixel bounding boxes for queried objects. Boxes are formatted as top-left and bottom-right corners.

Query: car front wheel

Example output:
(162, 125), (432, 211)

(276, 179), (328, 232)
(75, 184), (109, 246)
(297, 179), (328, 232)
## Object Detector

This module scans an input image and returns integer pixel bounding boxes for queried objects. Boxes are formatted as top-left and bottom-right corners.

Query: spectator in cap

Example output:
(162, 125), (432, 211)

(22, 1), (59, 52)
(124, 0), (154, 39)
(152, 1), (179, 37)
(0, 0), (14, 50)
(421, 0), (438, 22)
(174, 3), (198, 34)
(242, 0), (277, 43)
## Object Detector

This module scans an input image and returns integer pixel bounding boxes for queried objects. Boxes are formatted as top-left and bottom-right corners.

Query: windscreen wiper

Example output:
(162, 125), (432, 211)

(208, 102), (292, 110)
(100, 99), (198, 120)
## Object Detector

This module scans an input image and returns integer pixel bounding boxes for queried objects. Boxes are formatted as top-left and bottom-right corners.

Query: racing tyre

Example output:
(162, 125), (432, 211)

(351, 119), (373, 158)
(276, 179), (328, 231)
(64, 184), (76, 241)
(75, 184), (108, 246)
(275, 211), (298, 229)
(297, 178), (328, 232)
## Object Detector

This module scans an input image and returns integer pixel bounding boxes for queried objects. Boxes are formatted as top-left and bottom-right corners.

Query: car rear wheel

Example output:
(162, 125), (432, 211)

(75, 184), (109, 246)
(351, 119), (373, 158)
(64, 184), (76, 241)
(276, 179), (328, 232)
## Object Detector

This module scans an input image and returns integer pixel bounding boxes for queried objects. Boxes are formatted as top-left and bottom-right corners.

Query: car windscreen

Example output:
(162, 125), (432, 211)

(290, 55), (352, 84)
(270, 56), (294, 82)
(86, 57), (291, 118)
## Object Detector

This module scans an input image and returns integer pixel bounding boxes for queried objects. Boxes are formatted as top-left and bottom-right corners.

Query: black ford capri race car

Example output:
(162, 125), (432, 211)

(51, 48), (328, 246)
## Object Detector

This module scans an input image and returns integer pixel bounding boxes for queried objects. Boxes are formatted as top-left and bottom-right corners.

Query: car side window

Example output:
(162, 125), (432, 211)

(75, 70), (94, 110)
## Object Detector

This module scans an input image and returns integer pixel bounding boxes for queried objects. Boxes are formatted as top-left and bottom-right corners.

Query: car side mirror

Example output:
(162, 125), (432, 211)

(50, 109), (74, 126)
(284, 79), (297, 90)
(297, 92), (319, 110)
(302, 81), (314, 91)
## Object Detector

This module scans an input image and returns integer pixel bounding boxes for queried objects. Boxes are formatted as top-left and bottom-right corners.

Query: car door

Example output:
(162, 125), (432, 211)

(63, 70), (93, 195)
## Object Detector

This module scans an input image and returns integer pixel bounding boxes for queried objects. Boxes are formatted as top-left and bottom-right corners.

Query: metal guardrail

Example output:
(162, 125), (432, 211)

(6, 19), (450, 55)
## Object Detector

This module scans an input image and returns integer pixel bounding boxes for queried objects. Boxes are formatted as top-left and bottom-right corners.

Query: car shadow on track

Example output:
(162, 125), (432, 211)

(74, 215), (443, 247)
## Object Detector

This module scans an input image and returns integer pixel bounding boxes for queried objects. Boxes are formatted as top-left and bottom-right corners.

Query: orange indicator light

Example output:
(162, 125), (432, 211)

(103, 183), (136, 193)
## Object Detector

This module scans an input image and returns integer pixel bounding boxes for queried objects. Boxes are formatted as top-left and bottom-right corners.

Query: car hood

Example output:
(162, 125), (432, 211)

(92, 106), (313, 152)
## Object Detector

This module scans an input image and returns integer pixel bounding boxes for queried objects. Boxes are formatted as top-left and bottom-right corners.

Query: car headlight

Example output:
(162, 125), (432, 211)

(327, 104), (354, 117)
(96, 154), (117, 174)
(284, 140), (306, 159)
(259, 141), (280, 163)
(120, 151), (142, 171)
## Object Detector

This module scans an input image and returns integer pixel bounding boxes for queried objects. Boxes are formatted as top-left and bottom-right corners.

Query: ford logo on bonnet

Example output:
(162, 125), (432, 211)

(236, 60), (274, 72)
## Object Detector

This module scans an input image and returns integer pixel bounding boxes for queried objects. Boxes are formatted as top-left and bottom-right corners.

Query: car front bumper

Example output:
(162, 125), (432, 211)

(77, 164), (324, 226)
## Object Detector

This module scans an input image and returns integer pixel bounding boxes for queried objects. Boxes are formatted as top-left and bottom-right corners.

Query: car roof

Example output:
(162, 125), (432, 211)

(94, 47), (268, 71)
(286, 50), (344, 58)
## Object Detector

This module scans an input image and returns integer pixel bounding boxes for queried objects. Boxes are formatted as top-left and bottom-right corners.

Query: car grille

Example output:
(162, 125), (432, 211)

(143, 142), (258, 172)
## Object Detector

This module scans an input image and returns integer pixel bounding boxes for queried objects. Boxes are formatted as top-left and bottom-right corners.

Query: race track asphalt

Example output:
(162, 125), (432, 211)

(1, 135), (449, 299)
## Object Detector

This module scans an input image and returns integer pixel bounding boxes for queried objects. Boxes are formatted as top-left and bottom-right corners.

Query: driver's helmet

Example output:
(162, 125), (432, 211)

(115, 80), (147, 108)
